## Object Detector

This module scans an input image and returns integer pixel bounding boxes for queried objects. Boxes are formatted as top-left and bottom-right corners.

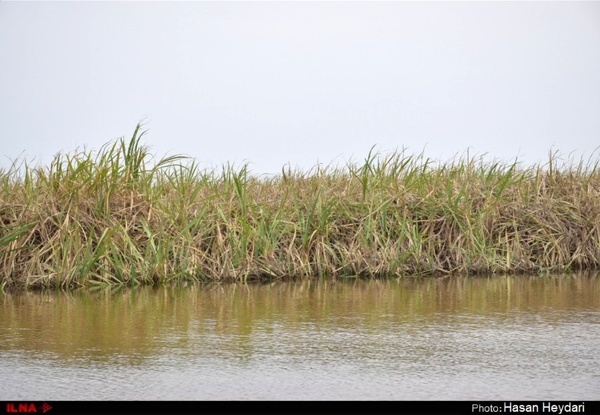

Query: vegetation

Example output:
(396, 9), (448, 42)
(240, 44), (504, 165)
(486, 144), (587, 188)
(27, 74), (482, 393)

(1, 124), (599, 290)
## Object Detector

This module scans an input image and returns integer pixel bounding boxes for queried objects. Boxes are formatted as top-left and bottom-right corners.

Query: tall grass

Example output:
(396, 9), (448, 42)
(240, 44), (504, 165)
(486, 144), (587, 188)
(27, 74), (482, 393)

(1, 124), (599, 290)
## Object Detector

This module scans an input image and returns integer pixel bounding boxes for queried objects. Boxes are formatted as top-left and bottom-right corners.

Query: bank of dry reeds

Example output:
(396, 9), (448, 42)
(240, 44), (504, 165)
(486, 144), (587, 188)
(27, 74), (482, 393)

(1, 125), (599, 290)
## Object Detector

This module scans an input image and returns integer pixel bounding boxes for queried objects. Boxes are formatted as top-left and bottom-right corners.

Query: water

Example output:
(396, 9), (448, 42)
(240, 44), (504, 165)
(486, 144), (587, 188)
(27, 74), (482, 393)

(0, 275), (598, 400)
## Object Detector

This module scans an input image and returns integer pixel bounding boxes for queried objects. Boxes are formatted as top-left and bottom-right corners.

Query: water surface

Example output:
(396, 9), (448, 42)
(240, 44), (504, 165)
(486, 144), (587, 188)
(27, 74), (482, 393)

(1, 274), (598, 400)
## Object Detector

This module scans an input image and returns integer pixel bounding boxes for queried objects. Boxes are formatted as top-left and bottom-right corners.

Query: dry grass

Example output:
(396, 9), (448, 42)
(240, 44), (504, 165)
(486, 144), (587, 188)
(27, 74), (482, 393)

(1, 124), (599, 290)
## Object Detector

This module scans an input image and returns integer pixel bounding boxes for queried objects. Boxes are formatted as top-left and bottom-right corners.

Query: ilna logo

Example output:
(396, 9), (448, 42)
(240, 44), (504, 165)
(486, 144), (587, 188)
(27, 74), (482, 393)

(5, 403), (52, 413)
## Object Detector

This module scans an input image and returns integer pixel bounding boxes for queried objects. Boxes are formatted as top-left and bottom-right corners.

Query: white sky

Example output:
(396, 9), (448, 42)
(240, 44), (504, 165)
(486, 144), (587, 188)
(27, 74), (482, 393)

(1, 1), (599, 176)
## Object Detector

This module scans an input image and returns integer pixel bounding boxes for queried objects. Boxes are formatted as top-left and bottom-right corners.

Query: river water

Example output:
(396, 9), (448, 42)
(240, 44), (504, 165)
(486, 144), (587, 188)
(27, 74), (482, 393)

(0, 274), (598, 400)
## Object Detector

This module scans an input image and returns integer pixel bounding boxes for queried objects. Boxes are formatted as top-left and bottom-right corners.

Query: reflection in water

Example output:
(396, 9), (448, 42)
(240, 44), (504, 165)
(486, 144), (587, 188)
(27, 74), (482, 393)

(0, 274), (599, 400)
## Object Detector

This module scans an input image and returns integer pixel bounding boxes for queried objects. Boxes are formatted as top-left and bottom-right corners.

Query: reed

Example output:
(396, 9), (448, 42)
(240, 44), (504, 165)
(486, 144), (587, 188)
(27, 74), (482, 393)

(1, 124), (599, 290)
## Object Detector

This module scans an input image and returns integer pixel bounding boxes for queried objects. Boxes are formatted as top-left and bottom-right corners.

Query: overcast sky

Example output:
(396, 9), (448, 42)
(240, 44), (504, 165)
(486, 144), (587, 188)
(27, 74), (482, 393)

(1, 1), (599, 176)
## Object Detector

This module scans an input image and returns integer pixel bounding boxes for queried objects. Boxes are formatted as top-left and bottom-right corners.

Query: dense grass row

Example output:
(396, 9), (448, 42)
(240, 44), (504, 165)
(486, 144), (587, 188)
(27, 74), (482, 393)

(1, 125), (599, 290)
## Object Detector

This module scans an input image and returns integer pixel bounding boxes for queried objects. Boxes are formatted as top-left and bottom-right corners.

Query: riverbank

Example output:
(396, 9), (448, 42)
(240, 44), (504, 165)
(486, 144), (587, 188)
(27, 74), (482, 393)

(1, 125), (599, 290)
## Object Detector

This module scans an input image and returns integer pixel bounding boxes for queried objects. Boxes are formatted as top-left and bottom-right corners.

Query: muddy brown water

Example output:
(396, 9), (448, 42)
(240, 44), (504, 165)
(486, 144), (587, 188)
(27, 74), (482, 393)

(1, 274), (598, 400)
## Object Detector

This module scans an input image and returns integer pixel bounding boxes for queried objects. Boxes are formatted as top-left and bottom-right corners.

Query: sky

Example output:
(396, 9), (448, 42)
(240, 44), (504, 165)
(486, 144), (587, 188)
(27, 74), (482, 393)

(1, 1), (599, 176)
